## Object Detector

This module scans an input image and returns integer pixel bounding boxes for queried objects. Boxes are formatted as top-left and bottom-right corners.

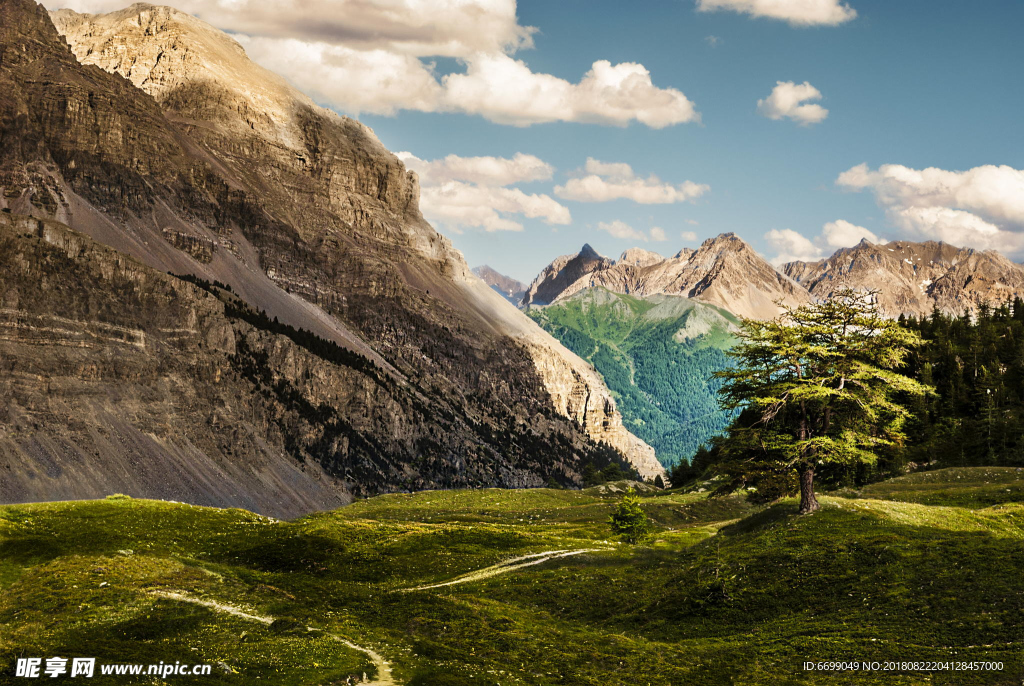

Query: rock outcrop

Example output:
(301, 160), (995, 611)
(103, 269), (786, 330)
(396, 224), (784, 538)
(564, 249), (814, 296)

(0, 0), (663, 511)
(784, 239), (1024, 318)
(523, 234), (810, 319)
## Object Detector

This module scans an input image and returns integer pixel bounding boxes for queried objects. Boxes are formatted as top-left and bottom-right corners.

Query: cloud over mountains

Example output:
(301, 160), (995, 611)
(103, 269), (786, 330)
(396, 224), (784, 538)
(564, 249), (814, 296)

(45, 0), (698, 128)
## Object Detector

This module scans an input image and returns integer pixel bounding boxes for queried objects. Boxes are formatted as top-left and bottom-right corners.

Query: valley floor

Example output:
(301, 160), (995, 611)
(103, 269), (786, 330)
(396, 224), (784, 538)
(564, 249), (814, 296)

(2, 469), (1024, 685)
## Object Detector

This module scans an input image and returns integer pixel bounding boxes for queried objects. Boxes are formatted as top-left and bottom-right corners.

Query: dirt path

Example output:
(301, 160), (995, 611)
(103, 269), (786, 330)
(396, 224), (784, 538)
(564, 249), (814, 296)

(402, 548), (608, 592)
(151, 591), (395, 686)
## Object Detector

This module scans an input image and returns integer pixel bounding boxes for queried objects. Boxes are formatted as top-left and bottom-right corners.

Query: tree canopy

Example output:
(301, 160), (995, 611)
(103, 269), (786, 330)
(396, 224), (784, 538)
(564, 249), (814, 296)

(712, 290), (933, 513)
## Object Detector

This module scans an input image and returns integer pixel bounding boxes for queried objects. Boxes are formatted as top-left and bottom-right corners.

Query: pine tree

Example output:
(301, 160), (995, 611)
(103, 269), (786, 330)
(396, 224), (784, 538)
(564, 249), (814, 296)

(713, 289), (934, 513)
(608, 488), (653, 544)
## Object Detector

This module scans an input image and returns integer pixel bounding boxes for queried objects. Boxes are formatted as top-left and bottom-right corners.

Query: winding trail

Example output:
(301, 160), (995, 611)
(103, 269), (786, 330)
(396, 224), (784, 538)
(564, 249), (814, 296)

(149, 548), (607, 682)
(150, 591), (395, 686)
(402, 548), (609, 592)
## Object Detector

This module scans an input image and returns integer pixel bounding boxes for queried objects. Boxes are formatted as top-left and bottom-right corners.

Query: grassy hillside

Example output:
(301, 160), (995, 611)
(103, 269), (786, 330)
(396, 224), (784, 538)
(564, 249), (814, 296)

(527, 289), (739, 466)
(3, 469), (1024, 684)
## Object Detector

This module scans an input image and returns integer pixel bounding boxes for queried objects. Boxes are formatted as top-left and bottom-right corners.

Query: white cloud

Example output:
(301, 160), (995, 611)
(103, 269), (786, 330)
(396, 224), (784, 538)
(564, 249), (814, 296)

(440, 55), (700, 128)
(46, 0), (697, 128)
(397, 152), (569, 233)
(240, 37), (443, 116)
(705, 35), (723, 47)
(696, 0), (857, 27)
(765, 220), (886, 265)
(757, 81), (828, 126)
(555, 158), (710, 204)
(838, 163), (1024, 255)
(681, 230), (698, 242)
(685, 219), (699, 226)
(46, 0), (535, 57)
(764, 228), (824, 265)
(597, 221), (666, 243)
(397, 151), (552, 186)
(821, 219), (882, 247)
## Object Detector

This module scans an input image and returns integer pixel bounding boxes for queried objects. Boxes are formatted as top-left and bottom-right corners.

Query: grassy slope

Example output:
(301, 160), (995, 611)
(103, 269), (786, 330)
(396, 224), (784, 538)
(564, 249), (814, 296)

(2, 470), (1023, 685)
(526, 289), (738, 466)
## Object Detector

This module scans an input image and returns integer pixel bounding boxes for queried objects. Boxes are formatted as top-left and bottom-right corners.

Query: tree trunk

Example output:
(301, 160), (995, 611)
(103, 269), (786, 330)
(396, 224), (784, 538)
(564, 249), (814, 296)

(797, 464), (820, 514)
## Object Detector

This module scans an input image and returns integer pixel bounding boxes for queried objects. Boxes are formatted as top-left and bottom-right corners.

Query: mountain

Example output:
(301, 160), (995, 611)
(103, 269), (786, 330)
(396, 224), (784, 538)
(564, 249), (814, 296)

(784, 239), (1024, 318)
(472, 265), (526, 305)
(0, 0), (662, 514)
(527, 289), (739, 466)
(523, 234), (810, 319)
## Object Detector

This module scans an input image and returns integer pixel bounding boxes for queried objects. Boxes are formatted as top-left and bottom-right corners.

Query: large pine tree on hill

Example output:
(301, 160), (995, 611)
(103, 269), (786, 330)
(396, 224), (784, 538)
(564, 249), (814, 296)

(713, 290), (933, 513)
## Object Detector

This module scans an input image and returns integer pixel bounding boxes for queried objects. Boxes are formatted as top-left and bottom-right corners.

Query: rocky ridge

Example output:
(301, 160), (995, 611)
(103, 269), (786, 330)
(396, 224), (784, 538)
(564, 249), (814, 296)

(0, 0), (662, 511)
(523, 234), (811, 319)
(783, 239), (1024, 318)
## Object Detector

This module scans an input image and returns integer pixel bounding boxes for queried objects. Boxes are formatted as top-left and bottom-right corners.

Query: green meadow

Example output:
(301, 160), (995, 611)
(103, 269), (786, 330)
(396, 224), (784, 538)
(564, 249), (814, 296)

(2, 468), (1023, 685)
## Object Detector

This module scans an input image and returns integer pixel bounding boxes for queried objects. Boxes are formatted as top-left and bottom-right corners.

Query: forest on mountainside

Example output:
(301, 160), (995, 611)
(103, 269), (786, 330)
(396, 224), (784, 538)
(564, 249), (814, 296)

(528, 290), (738, 466)
(675, 298), (1024, 491)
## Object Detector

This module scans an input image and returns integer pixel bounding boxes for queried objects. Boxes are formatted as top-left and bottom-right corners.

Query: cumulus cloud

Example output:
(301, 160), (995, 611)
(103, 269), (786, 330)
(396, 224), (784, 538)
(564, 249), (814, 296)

(837, 163), (1024, 254)
(597, 221), (666, 243)
(681, 230), (698, 242)
(821, 219), (882, 247)
(440, 55), (700, 128)
(396, 151), (552, 186)
(695, 0), (857, 27)
(45, 0), (697, 128)
(555, 158), (710, 204)
(397, 152), (569, 233)
(765, 220), (885, 265)
(757, 81), (828, 125)
(240, 37), (443, 116)
(764, 228), (824, 265)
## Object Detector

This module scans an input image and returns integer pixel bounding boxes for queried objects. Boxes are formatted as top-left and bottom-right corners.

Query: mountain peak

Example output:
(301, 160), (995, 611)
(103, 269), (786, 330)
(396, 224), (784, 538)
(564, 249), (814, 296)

(523, 232), (808, 318)
(580, 243), (601, 259)
(618, 247), (664, 268)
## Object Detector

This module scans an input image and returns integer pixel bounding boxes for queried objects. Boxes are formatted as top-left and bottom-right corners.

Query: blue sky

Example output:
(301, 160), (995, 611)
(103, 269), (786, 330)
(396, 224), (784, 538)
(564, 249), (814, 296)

(359, 0), (1024, 281)
(48, 0), (1024, 283)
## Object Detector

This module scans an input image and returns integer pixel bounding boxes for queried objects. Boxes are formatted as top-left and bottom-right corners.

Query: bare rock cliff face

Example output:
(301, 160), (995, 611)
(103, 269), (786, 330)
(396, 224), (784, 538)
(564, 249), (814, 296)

(48, 1), (658, 480)
(784, 239), (1024, 318)
(524, 234), (810, 319)
(0, 0), (660, 505)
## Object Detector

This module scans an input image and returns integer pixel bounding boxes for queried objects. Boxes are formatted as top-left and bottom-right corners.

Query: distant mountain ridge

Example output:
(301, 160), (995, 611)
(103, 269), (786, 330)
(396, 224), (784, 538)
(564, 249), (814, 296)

(783, 239), (1024, 318)
(523, 234), (810, 320)
(473, 265), (527, 305)
(526, 234), (1024, 320)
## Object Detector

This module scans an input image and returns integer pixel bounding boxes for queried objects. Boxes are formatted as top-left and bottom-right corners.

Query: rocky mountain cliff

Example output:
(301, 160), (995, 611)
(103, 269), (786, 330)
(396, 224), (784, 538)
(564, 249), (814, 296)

(783, 239), (1024, 318)
(0, 0), (662, 511)
(472, 265), (527, 305)
(523, 234), (810, 319)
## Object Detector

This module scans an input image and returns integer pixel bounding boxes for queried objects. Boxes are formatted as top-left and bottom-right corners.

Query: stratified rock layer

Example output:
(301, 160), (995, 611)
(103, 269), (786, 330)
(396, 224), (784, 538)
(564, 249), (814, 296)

(0, 0), (662, 511)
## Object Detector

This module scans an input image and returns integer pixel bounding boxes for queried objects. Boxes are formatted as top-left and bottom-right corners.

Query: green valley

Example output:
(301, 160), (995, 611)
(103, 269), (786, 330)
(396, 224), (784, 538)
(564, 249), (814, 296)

(527, 289), (739, 467)
(3, 469), (1024, 684)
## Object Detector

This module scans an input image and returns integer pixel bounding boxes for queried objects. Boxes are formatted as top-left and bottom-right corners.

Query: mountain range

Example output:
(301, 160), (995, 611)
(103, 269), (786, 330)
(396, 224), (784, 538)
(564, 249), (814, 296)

(0, 0), (663, 516)
(518, 235), (1024, 320)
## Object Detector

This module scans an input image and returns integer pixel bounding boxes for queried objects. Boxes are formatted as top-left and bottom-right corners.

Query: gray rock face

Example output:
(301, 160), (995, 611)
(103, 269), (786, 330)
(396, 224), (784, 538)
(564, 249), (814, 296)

(784, 239), (1024, 318)
(0, 0), (662, 510)
(524, 234), (810, 319)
